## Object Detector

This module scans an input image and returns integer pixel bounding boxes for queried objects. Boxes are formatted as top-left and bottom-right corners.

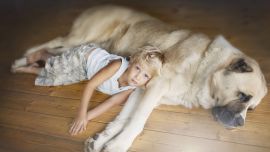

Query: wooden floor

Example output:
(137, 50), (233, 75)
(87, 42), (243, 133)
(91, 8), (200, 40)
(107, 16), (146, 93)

(0, 0), (269, 152)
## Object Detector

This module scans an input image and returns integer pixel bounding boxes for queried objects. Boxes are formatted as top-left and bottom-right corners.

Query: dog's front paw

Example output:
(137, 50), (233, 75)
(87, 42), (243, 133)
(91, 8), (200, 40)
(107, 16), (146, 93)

(103, 139), (129, 152)
(84, 131), (116, 152)
(84, 134), (104, 152)
(84, 137), (96, 152)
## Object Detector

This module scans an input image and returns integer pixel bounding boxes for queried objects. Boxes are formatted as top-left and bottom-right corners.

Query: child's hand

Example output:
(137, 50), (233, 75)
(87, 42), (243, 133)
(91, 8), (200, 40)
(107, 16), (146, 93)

(69, 115), (88, 136)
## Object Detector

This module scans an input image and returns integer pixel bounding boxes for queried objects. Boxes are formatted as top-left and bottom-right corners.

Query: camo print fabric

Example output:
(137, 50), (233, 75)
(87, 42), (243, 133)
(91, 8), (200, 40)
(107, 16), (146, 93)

(35, 43), (98, 86)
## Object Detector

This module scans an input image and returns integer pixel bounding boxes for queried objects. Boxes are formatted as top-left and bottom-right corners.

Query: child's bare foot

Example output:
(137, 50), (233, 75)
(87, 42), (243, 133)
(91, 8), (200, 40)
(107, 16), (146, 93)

(11, 57), (27, 70)
(26, 49), (52, 64)
(11, 63), (41, 74)
(11, 49), (52, 73)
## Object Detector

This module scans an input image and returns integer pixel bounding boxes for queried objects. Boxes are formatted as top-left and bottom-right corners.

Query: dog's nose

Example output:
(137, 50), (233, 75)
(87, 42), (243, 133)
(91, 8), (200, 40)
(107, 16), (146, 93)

(212, 106), (245, 128)
(235, 116), (244, 126)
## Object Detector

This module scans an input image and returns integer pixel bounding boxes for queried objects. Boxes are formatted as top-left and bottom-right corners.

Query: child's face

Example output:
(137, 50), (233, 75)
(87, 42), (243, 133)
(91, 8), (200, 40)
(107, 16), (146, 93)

(126, 62), (153, 87)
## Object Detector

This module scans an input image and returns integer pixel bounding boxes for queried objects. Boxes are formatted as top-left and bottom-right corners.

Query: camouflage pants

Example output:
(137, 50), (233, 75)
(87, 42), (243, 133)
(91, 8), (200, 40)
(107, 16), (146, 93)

(35, 43), (98, 86)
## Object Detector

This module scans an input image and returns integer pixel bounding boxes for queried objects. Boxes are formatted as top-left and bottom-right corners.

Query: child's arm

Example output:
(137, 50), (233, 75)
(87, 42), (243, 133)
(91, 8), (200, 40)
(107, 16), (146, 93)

(86, 89), (134, 121)
(69, 60), (122, 136)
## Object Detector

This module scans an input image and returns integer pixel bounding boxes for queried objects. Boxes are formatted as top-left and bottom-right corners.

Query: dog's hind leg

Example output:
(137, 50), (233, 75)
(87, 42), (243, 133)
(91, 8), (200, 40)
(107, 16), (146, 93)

(84, 89), (144, 152)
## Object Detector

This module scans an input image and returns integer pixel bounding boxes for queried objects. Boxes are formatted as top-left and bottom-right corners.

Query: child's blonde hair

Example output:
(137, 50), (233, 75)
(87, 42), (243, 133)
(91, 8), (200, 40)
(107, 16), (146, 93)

(130, 45), (164, 76)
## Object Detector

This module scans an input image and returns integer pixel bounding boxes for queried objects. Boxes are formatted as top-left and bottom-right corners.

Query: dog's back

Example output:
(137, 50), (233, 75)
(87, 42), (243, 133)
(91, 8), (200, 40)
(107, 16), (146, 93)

(64, 5), (191, 56)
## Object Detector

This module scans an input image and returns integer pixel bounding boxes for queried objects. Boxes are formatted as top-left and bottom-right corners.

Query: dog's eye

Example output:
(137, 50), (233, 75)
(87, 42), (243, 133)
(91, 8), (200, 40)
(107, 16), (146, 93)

(238, 92), (252, 102)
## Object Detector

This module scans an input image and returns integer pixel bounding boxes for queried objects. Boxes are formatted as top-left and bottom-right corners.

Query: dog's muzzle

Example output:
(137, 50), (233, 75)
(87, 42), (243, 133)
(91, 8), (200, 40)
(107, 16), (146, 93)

(212, 106), (244, 128)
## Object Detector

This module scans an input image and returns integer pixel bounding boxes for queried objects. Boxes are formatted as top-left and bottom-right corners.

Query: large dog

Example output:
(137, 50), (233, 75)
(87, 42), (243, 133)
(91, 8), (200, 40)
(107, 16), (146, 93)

(12, 5), (267, 152)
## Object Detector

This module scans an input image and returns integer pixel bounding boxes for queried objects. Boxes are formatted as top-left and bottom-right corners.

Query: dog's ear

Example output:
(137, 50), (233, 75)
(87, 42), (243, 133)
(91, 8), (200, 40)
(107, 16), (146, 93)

(228, 58), (253, 73)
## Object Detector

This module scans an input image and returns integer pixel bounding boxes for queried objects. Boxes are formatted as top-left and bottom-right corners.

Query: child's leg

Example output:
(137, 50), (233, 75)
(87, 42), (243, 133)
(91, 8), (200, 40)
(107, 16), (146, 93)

(26, 49), (53, 65)
(12, 48), (55, 72)
(13, 64), (42, 75)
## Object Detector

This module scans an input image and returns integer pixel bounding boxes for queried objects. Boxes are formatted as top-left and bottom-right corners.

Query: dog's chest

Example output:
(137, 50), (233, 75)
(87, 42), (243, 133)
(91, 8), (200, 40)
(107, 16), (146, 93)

(159, 72), (192, 105)
(160, 57), (202, 107)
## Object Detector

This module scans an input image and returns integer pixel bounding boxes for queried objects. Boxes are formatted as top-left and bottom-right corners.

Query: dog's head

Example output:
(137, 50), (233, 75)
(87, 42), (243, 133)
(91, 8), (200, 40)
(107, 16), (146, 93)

(206, 36), (267, 128)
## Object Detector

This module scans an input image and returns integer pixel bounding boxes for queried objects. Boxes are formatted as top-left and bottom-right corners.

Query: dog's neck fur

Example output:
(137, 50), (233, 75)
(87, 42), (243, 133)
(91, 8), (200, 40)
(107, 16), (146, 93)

(185, 36), (240, 109)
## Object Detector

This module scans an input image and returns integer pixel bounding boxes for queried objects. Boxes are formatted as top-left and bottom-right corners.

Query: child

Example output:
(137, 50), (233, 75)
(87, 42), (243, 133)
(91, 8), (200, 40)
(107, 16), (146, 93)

(13, 43), (164, 135)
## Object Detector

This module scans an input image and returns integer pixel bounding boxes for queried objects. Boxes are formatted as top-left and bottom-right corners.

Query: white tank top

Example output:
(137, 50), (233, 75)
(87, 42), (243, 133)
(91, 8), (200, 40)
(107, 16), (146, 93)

(86, 47), (135, 95)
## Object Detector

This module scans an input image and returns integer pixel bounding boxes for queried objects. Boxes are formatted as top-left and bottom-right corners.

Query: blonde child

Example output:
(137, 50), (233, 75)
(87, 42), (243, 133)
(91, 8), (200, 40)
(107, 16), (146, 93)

(13, 43), (164, 135)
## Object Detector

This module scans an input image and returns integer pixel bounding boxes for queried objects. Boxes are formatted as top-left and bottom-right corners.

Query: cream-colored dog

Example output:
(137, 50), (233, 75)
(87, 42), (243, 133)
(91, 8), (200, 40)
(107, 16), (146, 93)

(12, 5), (267, 152)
